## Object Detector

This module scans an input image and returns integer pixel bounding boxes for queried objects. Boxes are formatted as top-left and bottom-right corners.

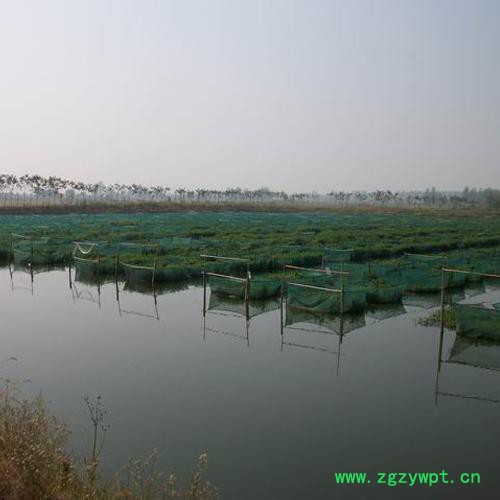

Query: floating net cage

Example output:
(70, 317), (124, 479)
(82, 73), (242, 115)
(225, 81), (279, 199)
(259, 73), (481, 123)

(11, 233), (71, 266)
(319, 263), (405, 305)
(454, 303), (500, 341)
(286, 282), (366, 315)
(322, 247), (354, 265)
(118, 242), (160, 283)
(72, 241), (116, 280)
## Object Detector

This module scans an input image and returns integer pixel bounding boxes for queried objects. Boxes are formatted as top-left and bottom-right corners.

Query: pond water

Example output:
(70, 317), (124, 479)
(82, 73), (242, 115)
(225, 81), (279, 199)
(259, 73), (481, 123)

(1, 267), (500, 499)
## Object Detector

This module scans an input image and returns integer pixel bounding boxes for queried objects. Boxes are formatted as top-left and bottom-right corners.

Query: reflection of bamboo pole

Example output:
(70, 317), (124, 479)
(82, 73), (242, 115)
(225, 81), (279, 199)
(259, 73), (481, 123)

(280, 275), (285, 336)
(202, 270), (207, 317)
(440, 268), (446, 334)
(97, 252), (101, 282)
(244, 276), (250, 321)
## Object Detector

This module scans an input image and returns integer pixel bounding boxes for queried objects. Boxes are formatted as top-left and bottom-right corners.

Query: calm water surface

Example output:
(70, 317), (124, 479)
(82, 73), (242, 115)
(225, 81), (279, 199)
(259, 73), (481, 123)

(2, 267), (500, 499)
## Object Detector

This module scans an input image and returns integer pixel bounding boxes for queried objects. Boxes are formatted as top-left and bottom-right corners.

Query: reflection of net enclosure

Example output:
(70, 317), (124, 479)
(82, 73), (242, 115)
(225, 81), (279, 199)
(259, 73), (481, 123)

(208, 293), (280, 319)
(455, 303), (500, 341)
(285, 307), (366, 334)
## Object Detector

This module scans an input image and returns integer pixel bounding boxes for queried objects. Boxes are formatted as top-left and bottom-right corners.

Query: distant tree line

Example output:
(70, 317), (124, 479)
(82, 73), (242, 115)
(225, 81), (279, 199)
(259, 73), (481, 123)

(0, 174), (499, 208)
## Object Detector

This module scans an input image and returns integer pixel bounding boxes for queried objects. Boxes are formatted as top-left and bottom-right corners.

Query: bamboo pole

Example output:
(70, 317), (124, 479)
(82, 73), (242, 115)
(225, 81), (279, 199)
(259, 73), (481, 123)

(441, 268), (500, 280)
(284, 264), (348, 276)
(200, 254), (249, 263)
(204, 272), (247, 282)
(287, 281), (342, 293)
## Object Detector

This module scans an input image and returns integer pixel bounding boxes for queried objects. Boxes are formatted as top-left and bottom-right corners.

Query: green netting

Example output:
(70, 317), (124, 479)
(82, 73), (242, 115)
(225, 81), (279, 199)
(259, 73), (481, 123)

(324, 263), (368, 283)
(122, 262), (155, 283)
(287, 283), (366, 314)
(400, 264), (447, 293)
(207, 274), (247, 298)
(448, 335), (500, 371)
(455, 303), (500, 340)
(285, 308), (366, 334)
(159, 236), (194, 249)
(366, 283), (405, 304)
(323, 247), (354, 264)
(208, 293), (280, 318)
(404, 253), (445, 267)
(11, 235), (71, 265)
(74, 258), (99, 281)
(367, 262), (401, 279)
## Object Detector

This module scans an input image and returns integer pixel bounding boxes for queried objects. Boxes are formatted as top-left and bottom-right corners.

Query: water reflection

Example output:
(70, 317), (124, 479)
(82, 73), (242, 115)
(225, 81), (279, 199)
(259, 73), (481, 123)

(202, 293), (281, 346)
(435, 329), (500, 405)
(8, 263), (34, 295)
(3, 267), (500, 499)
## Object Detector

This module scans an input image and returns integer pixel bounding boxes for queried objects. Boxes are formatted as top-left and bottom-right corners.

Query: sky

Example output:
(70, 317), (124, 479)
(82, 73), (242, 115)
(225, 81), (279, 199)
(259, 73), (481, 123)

(0, 0), (499, 192)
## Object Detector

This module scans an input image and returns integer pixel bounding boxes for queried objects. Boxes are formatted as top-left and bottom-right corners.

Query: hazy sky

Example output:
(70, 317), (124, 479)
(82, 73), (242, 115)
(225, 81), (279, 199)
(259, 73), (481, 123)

(1, 0), (499, 192)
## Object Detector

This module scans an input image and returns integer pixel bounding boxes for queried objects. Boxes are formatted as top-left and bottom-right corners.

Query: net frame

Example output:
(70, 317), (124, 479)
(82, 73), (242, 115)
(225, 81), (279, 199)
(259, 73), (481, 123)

(118, 242), (160, 285)
(201, 254), (252, 318)
(439, 267), (500, 338)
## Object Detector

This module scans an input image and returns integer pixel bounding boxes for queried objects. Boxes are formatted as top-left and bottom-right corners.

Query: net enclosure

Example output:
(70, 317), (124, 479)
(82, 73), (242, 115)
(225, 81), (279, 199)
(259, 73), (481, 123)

(118, 242), (160, 283)
(12, 233), (70, 266)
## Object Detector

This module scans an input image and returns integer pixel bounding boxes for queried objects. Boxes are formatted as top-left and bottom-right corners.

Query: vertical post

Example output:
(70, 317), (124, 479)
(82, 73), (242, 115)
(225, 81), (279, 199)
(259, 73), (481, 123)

(68, 261), (72, 289)
(152, 254), (158, 287)
(30, 237), (34, 267)
(97, 252), (101, 283)
(439, 268), (446, 334)
(114, 245), (120, 283)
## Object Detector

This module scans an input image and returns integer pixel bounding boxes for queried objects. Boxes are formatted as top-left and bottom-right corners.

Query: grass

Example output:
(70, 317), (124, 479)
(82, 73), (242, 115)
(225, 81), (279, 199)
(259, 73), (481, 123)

(417, 307), (457, 330)
(1, 210), (500, 283)
(0, 381), (218, 500)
